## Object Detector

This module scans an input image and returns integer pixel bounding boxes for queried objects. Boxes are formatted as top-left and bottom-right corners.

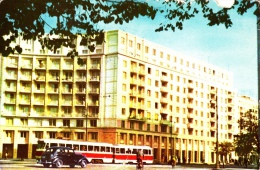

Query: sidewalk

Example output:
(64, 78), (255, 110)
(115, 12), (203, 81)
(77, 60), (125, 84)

(0, 158), (36, 164)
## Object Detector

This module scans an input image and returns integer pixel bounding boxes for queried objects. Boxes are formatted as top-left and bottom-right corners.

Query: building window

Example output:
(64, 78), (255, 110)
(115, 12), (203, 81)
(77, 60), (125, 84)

(77, 120), (84, 127)
(129, 40), (133, 47)
(123, 60), (127, 67)
(91, 132), (98, 140)
(6, 118), (13, 125)
(138, 123), (142, 130)
(122, 108), (126, 115)
(155, 125), (158, 132)
(152, 49), (156, 56)
(77, 132), (84, 140)
(35, 131), (43, 138)
(145, 46), (149, 53)
(137, 43), (141, 50)
(90, 120), (97, 127)
(161, 125), (167, 133)
(49, 119), (56, 126)
(147, 124), (150, 131)
(20, 118), (28, 126)
(49, 132), (56, 139)
(6, 131), (12, 137)
(130, 122), (134, 129)
(121, 120), (125, 128)
(63, 132), (70, 138)
(63, 119), (70, 127)
(20, 131), (27, 138)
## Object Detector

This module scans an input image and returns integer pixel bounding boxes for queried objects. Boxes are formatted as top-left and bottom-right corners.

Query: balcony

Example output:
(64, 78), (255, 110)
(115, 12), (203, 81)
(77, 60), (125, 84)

(34, 88), (45, 94)
(187, 123), (194, 129)
(34, 76), (45, 82)
(160, 97), (168, 104)
(5, 87), (17, 92)
(75, 100), (86, 106)
(4, 98), (16, 104)
(160, 109), (170, 114)
(89, 64), (100, 70)
(89, 88), (99, 95)
(47, 100), (59, 106)
(88, 101), (99, 106)
(160, 119), (171, 125)
(76, 76), (86, 82)
(20, 64), (32, 70)
(128, 115), (146, 122)
(130, 78), (137, 85)
(89, 76), (100, 82)
(33, 100), (45, 105)
(160, 75), (168, 82)
(6, 62), (18, 69)
(187, 103), (195, 109)
(19, 100), (31, 105)
(88, 113), (99, 119)
(49, 64), (60, 70)
(160, 86), (168, 92)
(61, 100), (72, 106)
(20, 76), (32, 82)
(48, 88), (59, 94)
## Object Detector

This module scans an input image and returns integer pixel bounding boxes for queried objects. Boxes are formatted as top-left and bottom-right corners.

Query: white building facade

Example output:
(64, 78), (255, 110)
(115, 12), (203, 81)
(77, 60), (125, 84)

(0, 30), (256, 164)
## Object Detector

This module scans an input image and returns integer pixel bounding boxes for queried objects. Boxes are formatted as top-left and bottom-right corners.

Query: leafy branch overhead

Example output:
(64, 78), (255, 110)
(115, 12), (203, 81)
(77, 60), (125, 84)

(0, 0), (258, 58)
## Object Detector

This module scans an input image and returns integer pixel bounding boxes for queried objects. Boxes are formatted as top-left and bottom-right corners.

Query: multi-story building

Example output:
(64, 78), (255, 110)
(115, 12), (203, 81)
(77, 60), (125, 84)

(0, 30), (256, 163)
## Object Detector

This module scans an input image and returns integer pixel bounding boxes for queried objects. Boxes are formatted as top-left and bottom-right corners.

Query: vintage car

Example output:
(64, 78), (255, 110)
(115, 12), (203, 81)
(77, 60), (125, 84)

(40, 146), (88, 168)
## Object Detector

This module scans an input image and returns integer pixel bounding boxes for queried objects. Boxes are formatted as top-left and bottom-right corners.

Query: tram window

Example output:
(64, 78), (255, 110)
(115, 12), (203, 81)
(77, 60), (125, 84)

(106, 147), (110, 152)
(143, 149), (148, 155)
(60, 143), (65, 147)
(66, 144), (72, 148)
(101, 146), (105, 152)
(116, 148), (120, 153)
(88, 145), (93, 151)
(132, 149), (137, 154)
(50, 143), (57, 147)
(120, 148), (125, 154)
(73, 145), (79, 150)
(149, 150), (151, 155)
(81, 145), (87, 151)
(94, 146), (99, 152)
(126, 148), (131, 154)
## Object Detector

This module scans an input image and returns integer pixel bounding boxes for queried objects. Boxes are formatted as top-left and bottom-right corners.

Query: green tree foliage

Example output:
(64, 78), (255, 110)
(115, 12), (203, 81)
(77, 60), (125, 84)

(234, 109), (259, 160)
(0, 0), (258, 57)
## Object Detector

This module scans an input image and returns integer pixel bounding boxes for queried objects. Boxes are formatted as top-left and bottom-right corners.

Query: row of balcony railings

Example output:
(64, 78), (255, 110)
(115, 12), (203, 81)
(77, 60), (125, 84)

(5, 87), (99, 94)
(4, 98), (99, 106)
(2, 111), (99, 118)
(8, 62), (101, 70)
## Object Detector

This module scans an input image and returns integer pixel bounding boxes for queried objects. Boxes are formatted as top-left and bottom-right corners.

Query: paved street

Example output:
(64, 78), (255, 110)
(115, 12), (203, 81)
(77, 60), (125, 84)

(0, 159), (257, 170)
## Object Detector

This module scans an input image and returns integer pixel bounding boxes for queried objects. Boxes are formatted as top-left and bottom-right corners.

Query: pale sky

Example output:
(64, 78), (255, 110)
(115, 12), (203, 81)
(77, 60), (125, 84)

(100, 1), (257, 99)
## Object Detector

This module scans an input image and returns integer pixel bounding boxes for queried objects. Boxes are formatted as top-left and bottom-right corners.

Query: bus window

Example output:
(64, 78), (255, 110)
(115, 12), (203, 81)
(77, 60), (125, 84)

(88, 145), (93, 151)
(37, 142), (46, 149)
(143, 149), (148, 155)
(101, 146), (105, 152)
(132, 149), (137, 154)
(120, 148), (125, 154)
(50, 143), (57, 147)
(73, 145), (79, 150)
(94, 146), (99, 152)
(66, 144), (72, 148)
(80, 145), (87, 151)
(106, 147), (111, 152)
(126, 148), (131, 154)
(60, 143), (65, 147)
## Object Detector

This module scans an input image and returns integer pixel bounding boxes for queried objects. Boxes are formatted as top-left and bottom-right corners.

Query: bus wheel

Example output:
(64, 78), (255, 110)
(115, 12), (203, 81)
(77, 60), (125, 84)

(43, 163), (50, 168)
(80, 160), (87, 168)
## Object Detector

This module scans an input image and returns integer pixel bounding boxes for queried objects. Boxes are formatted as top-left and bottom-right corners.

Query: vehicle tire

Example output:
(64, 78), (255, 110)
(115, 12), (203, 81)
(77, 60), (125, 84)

(55, 159), (63, 168)
(43, 163), (50, 168)
(70, 164), (75, 168)
(80, 160), (87, 168)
